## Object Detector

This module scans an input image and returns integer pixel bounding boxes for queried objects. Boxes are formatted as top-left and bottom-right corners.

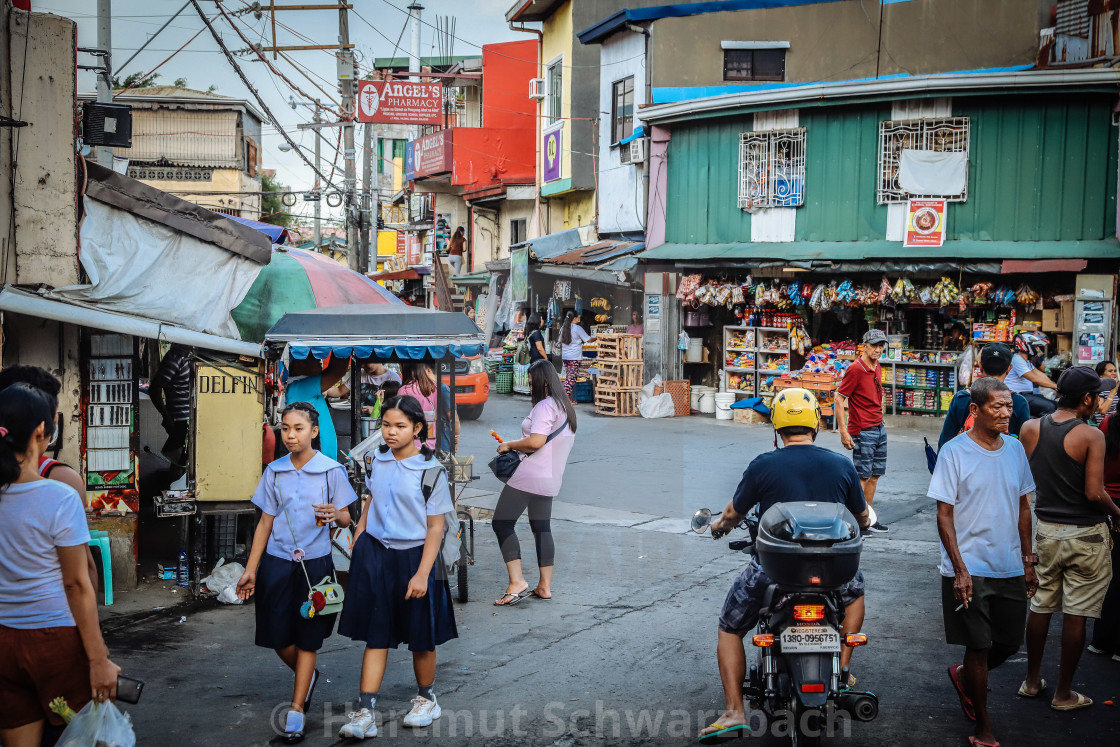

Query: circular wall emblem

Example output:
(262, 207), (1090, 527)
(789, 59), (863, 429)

(912, 206), (939, 235)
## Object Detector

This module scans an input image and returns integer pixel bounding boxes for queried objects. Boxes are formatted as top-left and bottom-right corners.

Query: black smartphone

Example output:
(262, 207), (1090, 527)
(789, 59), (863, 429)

(116, 675), (144, 704)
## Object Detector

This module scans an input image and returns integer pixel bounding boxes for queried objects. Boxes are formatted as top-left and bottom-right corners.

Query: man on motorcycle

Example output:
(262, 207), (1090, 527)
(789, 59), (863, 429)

(1007, 332), (1057, 418)
(702, 389), (871, 741)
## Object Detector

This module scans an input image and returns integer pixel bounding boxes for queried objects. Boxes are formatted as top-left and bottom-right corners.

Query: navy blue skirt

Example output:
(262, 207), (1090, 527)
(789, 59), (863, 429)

(338, 533), (458, 652)
(254, 552), (337, 652)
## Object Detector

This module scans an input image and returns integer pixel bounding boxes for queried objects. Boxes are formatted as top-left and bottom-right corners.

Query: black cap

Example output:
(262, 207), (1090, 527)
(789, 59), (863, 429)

(980, 343), (1014, 375)
(1056, 365), (1117, 398)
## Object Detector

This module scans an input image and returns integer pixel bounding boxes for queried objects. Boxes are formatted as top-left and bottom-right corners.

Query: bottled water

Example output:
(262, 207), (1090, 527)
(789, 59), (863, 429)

(176, 548), (189, 587)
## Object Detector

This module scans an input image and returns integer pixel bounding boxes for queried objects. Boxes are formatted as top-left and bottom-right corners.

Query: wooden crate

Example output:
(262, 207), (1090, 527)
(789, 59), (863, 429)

(597, 361), (643, 390)
(595, 388), (639, 416)
(596, 333), (642, 362)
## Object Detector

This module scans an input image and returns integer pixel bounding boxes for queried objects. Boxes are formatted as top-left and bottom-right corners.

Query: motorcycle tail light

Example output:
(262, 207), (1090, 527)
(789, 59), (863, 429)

(801, 683), (825, 693)
(751, 634), (775, 647)
(845, 633), (868, 647)
(793, 604), (825, 622)
(809, 576), (822, 585)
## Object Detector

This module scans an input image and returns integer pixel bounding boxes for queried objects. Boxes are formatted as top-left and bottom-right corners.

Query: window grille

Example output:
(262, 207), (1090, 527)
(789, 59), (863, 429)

(738, 128), (805, 210)
(878, 117), (970, 204)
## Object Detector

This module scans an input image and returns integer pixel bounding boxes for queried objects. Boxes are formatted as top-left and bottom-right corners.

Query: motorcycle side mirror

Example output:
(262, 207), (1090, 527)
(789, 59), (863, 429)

(691, 508), (713, 533)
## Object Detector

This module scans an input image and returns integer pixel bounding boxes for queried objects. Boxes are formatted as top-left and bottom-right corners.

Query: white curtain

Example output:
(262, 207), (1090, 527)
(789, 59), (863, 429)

(50, 198), (263, 339)
(898, 149), (967, 196)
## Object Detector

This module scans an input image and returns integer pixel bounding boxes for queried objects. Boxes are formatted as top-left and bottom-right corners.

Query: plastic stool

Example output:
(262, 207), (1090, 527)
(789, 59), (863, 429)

(87, 531), (113, 606)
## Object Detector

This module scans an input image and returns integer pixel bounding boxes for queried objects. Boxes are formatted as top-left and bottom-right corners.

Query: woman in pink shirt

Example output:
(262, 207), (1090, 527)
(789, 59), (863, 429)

(492, 360), (577, 606)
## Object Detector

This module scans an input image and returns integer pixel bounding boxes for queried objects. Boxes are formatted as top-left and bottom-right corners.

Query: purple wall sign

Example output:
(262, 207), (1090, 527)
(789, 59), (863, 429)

(542, 129), (562, 183)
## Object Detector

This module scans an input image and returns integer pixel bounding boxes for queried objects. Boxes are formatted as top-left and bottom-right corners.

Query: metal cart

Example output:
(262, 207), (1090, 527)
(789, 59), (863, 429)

(264, 304), (485, 603)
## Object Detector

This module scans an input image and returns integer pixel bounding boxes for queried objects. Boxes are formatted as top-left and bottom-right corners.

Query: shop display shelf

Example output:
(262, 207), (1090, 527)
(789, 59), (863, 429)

(891, 384), (942, 391)
(726, 346), (751, 352)
(898, 406), (944, 414)
(725, 366), (755, 373)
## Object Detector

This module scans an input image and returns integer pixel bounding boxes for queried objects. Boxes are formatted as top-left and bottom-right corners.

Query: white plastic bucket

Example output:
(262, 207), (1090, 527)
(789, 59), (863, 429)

(697, 387), (717, 414)
(690, 387), (701, 411)
(685, 337), (704, 363)
(715, 392), (736, 420)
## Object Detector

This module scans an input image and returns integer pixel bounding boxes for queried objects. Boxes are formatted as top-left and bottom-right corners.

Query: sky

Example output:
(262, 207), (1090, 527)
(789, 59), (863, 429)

(45, 0), (522, 225)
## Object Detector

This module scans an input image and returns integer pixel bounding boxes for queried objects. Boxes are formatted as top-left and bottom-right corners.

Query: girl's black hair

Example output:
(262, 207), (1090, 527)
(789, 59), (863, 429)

(560, 311), (576, 346)
(380, 380), (401, 400)
(400, 361), (436, 397)
(0, 383), (57, 492)
(527, 312), (543, 330)
(280, 400), (320, 427)
(378, 394), (433, 458)
(528, 359), (577, 433)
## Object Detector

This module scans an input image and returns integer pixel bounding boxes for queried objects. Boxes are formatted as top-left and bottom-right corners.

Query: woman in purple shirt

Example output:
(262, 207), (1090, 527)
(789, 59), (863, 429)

(492, 360), (577, 606)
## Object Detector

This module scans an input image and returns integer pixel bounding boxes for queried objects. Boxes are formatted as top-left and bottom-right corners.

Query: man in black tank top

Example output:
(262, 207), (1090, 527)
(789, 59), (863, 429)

(1019, 366), (1120, 711)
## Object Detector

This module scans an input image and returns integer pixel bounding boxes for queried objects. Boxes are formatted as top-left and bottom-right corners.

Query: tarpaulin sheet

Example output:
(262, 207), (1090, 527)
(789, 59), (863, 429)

(52, 197), (261, 339)
(897, 149), (967, 196)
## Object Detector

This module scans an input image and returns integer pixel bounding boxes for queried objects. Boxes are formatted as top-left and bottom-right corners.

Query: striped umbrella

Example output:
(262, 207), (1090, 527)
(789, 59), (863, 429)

(232, 247), (402, 342)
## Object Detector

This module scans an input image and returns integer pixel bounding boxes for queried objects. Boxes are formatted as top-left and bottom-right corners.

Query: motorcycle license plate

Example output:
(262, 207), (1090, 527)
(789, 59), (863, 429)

(780, 625), (841, 653)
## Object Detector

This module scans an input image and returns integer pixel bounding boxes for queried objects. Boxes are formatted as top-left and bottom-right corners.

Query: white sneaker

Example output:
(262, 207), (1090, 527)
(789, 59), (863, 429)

(402, 696), (441, 727)
(339, 708), (378, 739)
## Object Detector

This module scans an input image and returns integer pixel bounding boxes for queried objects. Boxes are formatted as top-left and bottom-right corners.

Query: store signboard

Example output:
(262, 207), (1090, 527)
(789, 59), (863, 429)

(356, 80), (442, 125)
(904, 198), (946, 247)
(413, 130), (453, 177)
(542, 129), (562, 182)
(510, 247), (529, 303)
(404, 141), (415, 181)
(397, 232), (422, 265)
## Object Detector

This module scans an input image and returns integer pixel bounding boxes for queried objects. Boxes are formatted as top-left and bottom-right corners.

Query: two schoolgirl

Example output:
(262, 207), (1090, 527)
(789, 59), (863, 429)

(241, 396), (457, 742)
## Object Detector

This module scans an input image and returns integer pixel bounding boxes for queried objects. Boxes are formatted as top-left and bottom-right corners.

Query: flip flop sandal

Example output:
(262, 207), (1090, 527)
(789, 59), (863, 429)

(697, 723), (751, 743)
(1051, 691), (1093, 711)
(1016, 678), (1047, 698)
(493, 591), (528, 607)
(529, 590), (552, 600)
(947, 665), (977, 722)
(968, 738), (1000, 747)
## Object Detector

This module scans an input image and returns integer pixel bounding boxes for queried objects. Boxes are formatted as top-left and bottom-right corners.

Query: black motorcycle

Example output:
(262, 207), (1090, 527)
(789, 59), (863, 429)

(692, 503), (879, 746)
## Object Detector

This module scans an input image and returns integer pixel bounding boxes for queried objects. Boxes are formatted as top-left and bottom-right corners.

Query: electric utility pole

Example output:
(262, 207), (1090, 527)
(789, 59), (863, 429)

(96, 0), (113, 167)
(339, 5), (359, 272)
(359, 123), (374, 275)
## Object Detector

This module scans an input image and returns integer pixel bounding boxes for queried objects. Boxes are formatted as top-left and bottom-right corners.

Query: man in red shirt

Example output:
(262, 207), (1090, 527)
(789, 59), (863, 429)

(836, 329), (889, 533)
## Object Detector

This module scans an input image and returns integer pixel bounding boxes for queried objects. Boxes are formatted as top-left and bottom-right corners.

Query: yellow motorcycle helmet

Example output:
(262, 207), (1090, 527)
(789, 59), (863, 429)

(770, 387), (821, 431)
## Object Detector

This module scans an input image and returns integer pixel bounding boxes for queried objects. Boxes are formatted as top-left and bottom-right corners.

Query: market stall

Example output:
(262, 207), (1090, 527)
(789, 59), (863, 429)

(672, 269), (1117, 420)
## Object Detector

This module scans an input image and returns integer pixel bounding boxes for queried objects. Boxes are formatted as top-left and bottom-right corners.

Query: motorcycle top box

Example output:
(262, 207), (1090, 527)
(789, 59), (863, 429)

(755, 502), (861, 589)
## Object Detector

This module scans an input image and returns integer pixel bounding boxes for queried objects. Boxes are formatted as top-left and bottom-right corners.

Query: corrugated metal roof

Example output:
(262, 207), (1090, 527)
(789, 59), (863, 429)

(544, 240), (645, 265)
(643, 239), (1120, 262)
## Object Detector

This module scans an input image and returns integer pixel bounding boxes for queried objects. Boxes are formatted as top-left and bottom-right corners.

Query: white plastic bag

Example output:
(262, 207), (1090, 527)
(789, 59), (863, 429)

(639, 393), (676, 419)
(202, 558), (246, 604)
(640, 375), (663, 404)
(678, 331), (690, 351)
(58, 701), (136, 747)
(956, 346), (974, 387)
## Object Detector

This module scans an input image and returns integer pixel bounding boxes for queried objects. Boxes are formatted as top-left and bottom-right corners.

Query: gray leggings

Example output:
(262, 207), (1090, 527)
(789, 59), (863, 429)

(492, 485), (555, 567)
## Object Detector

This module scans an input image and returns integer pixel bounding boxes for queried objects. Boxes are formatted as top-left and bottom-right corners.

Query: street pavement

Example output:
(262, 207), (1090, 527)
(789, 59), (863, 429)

(101, 393), (1120, 745)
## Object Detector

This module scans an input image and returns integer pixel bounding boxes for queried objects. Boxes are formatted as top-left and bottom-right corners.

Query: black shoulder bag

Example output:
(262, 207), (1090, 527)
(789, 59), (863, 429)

(488, 417), (568, 483)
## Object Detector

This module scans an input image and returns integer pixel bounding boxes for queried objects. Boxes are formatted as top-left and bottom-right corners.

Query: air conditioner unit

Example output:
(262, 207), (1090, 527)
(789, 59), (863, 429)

(528, 78), (546, 100)
(83, 102), (132, 148)
(629, 137), (647, 164)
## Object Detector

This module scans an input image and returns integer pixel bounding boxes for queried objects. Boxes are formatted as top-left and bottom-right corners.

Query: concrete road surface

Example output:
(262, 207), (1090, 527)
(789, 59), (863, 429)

(100, 393), (1120, 745)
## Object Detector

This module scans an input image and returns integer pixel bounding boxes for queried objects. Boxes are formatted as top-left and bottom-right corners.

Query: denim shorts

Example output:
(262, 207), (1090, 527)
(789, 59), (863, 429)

(719, 560), (866, 636)
(852, 424), (887, 479)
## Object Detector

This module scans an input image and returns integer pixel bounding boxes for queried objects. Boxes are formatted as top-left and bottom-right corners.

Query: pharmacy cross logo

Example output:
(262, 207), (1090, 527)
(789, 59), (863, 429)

(360, 87), (380, 119)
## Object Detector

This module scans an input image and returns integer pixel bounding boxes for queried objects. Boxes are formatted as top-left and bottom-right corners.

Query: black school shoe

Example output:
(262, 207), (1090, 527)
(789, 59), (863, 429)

(304, 669), (321, 712)
(868, 521), (889, 533)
